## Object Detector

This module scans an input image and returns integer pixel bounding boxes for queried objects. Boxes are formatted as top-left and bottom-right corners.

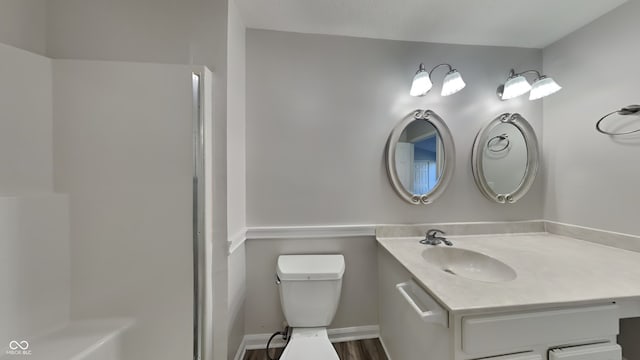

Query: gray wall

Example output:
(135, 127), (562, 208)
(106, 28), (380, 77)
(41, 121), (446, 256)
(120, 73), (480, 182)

(46, 0), (221, 67)
(245, 237), (379, 334)
(543, 0), (640, 236)
(246, 30), (544, 227)
(0, 44), (52, 194)
(227, 0), (247, 239)
(0, 0), (47, 54)
(227, 1), (247, 357)
(244, 29), (544, 335)
(542, 2), (640, 358)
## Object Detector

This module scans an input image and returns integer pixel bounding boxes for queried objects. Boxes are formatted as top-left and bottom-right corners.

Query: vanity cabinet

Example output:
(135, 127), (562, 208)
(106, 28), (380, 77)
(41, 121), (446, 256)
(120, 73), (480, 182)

(378, 245), (452, 360)
(377, 247), (621, 360)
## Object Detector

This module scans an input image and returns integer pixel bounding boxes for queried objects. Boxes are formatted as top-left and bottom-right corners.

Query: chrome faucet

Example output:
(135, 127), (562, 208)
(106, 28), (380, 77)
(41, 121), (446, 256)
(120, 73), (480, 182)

(420, 229), (452, 246)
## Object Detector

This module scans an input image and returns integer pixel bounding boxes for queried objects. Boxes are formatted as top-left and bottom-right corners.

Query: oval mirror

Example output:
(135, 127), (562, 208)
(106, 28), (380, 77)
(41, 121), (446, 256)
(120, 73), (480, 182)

(386, 110), (455, 204)
(471, 113), (539, 203)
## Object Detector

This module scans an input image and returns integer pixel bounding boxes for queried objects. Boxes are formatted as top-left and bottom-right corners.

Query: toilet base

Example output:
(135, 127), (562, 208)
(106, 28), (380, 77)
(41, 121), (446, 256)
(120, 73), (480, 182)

(279, 327), (339, 360)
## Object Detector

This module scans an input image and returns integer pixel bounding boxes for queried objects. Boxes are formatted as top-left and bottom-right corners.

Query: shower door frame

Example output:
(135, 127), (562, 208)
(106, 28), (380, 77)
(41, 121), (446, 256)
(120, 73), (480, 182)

(192, 70), (206, 360)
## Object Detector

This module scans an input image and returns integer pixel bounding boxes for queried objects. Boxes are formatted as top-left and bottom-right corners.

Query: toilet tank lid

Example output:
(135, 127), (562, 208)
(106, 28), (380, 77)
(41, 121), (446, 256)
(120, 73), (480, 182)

(277, 255), (345, 281)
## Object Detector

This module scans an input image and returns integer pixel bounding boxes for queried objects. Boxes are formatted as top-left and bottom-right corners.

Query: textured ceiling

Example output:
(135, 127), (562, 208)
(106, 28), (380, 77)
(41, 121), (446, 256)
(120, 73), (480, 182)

(236, 0), (627, 48)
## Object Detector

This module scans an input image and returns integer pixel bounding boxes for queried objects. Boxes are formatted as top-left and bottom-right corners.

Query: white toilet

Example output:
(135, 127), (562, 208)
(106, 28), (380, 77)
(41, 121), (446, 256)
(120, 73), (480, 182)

(276, 254), (345, 360)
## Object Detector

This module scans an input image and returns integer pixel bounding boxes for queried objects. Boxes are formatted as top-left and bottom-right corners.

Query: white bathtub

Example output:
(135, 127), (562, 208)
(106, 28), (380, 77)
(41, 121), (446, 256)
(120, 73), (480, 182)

(3, 318), (134, 360)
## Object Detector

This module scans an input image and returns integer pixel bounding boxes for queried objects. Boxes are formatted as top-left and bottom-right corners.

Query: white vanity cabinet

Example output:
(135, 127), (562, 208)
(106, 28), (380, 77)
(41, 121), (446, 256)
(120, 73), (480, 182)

(378, 245), (453, 360)
(378, 247), (622, 360)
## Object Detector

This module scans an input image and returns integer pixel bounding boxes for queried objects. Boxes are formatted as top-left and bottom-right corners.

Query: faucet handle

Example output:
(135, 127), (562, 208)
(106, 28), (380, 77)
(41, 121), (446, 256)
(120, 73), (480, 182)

(426, 229), (446, 239)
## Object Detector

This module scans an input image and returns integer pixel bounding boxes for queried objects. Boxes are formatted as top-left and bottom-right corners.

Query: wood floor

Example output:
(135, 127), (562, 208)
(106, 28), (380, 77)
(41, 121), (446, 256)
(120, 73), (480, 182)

(243, 338), (388, 360)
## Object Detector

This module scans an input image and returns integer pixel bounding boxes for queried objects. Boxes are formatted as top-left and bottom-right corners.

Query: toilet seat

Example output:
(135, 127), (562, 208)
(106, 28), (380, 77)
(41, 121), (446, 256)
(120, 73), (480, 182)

(279, 328), (339, 360)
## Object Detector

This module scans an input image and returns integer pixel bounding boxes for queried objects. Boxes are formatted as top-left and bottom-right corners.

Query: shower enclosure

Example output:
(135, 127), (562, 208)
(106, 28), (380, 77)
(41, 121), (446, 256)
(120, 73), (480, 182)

(1, 41), (212, 360)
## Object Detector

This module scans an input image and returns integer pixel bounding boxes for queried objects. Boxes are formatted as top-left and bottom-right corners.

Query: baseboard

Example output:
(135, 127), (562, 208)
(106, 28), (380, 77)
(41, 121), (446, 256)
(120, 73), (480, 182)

(378, 336), (393, 360)
(238, 325), (380, 352)
(327, 325), (380, 343)
(233, 336), (247, 360)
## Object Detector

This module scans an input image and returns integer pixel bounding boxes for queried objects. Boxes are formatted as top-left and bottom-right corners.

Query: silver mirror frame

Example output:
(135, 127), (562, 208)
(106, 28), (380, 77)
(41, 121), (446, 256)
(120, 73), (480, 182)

(385, 109), (456, 205)
(471, 113), (539, 204)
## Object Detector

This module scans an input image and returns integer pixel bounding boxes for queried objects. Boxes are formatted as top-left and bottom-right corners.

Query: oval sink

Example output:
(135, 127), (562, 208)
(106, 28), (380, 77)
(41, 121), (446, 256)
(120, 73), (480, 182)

(421, 247), (517, 283)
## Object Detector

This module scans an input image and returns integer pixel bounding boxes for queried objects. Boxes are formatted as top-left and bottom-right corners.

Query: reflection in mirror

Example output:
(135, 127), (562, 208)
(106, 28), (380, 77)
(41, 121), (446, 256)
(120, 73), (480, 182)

(472, 113), (539, 203)
(386, 110), (455, 205)
(395, 120), (443, 195)
(482, 122), (527, 194)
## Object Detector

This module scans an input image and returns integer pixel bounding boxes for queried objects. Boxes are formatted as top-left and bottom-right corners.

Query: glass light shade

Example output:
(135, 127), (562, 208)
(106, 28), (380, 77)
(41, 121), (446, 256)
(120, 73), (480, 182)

(410, 70), (433, 97)
(529, 76), (562, 100)
(441, 70), (466, 96)
(501, 75), (532, 100)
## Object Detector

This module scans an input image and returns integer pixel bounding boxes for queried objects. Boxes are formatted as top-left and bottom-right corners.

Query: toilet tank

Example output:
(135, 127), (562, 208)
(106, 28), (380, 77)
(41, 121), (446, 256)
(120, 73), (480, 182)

(277, 254), (345, 327)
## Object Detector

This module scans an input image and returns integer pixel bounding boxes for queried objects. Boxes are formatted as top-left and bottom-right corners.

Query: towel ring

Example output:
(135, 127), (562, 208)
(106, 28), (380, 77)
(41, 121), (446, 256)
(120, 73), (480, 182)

(487, 134), (510, 152)
(596, 105), (640, 135)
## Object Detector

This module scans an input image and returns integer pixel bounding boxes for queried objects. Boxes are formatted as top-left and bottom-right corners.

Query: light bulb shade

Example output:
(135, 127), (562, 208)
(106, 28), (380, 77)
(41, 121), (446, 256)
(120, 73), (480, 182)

(529, 76), (562, 100)
(501, 75), (531, 100)
(441, 70), (466, 96)
(410, 69), (433, 97)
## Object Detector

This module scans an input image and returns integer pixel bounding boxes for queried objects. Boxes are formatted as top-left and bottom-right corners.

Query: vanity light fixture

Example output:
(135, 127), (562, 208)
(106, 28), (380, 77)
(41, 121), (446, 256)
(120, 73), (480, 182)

(497, 69), (561, 101)
(410, 63), (466, 97)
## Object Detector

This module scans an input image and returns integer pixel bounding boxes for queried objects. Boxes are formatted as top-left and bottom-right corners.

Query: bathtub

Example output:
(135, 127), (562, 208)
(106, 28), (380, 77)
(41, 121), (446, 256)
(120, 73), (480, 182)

(4, 318), (134, 360)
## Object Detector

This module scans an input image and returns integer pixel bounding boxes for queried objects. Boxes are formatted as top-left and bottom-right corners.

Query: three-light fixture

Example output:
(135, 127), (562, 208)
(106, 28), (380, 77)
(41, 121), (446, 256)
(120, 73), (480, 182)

(410, 63), (466, 97)
(497, 69), (562, 101)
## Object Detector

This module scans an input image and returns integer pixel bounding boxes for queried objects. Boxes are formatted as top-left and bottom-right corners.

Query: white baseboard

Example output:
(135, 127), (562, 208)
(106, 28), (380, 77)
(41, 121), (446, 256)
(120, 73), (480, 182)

(379, 336), (392, 360)
(237, 325), (380, 353)
(233, 336), (247, 360)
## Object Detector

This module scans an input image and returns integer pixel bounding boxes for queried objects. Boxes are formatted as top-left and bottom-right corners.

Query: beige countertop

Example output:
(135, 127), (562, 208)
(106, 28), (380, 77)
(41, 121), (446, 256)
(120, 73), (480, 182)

(377, 232), (640, 314)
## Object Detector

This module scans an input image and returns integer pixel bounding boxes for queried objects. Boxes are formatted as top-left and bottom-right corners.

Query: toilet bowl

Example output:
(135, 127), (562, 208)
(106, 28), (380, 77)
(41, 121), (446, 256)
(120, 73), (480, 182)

(276, 254), (345, 360)
(279, 328), (338, 360)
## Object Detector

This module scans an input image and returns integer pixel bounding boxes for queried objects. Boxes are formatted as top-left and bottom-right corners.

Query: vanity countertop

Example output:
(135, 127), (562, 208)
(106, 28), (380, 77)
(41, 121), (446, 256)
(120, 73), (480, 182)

(377, 232), (640, 314)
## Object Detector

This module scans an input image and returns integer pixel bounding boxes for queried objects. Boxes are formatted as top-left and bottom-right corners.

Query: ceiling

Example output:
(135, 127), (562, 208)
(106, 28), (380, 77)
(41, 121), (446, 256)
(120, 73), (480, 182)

(235, 0), (627, 48)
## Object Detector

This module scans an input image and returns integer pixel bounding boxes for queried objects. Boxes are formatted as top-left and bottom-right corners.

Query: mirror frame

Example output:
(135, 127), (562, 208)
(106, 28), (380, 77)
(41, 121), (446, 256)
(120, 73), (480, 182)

(471, 113), (539, 204)
(385, 109), (455, 205)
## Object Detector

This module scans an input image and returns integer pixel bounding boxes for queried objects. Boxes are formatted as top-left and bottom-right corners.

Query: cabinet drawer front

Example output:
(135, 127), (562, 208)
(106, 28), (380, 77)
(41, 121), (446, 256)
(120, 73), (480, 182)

(475, 354), (542, 360)
(550, 343), (621, 359)
(462, 304), (619, 355)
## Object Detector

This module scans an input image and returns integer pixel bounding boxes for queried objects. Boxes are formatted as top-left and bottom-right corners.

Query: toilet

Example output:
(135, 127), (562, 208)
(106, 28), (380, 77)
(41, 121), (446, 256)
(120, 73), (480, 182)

(276, 254), (345, 360)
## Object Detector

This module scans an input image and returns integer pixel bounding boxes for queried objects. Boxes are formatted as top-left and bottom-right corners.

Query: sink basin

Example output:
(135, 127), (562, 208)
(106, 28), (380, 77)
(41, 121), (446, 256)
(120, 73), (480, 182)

(421, 247), (517, 283)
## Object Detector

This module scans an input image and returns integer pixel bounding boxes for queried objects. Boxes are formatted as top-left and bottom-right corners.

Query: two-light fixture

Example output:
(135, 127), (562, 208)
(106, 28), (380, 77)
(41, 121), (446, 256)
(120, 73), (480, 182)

(497, 69), (562, 101)
(409, 63), (466, 97)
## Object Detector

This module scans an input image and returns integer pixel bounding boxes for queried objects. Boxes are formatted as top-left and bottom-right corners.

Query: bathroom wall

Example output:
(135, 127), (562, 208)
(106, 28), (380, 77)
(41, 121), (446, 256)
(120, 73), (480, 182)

(543, 0), (640, 236)
(0, 42), (70, 350)
(245, 236), (379, 334)
(0, 0), (47, 55)
(246, 30), (543, 227)
(227, 0), (247, 243)
(228, 244), (246, 357)
(227, 0), (247, 357)
(52, 60), (196, 360)
(0, 43), (53, 194)
(244, 29), (543, 334)
(542, 2), (640, 358)
(46, 0), (218, 67)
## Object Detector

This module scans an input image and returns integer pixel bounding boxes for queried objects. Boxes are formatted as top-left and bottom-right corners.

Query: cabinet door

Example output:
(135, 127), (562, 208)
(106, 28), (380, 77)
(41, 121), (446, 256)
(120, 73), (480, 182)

(378, 247), (451, 360)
